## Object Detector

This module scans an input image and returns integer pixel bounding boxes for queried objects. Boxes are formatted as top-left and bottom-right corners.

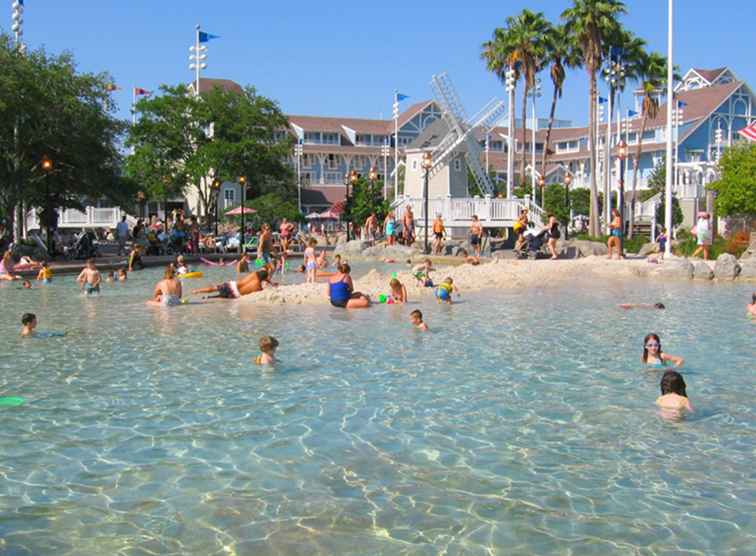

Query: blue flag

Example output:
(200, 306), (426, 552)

(677, 100), (687, 108)
(199, 32), (220, 43)
(627, 109), (638, 117)
(598, 97), (608, 104)
(396, 93), (409, 102)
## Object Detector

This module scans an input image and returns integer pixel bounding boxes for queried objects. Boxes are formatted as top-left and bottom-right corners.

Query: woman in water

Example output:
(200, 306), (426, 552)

(656, 370), (693, 417)
(328, 263), (370, 309)
(546, 214), (561, 260)
(641, 333), (684, 368)
(607, 208), (623, 260)
(147, 265), (183, 307)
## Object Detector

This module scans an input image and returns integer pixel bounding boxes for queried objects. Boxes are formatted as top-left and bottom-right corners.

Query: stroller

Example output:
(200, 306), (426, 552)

(65, 230), (99, 260)
(515, 229), (549, 260)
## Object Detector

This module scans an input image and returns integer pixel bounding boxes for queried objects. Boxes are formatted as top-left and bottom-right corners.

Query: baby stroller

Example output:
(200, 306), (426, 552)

(515, 229), (549, 260)
(65, 230), (99, 260)
(145, 230), (163, 256)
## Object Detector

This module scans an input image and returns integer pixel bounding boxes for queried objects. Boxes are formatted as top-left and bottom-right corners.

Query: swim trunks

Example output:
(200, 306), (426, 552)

(216, 281), (240, 299)
(161, 294), (182, 307)
(84, 283), (100, 294)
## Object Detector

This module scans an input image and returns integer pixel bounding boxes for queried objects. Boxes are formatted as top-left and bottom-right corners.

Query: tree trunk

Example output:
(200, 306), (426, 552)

(588, 71), (600, 236)
(542, 86), (559, 174)
(520, 82), (530, 188)
(629, 112), (649, 239)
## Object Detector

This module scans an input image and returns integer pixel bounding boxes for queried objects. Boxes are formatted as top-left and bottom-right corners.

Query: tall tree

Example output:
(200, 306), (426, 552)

(628, 52), (667, 238)
(562, 0), (626, 236)
(708, 144), (756, 217)
(541, 24), (578, 173)
(482, 10), (550, 187)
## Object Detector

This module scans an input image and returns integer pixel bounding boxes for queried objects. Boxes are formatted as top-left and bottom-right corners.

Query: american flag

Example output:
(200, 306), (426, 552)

(738, 121), (756, 142)
(133, 87), (151, 97)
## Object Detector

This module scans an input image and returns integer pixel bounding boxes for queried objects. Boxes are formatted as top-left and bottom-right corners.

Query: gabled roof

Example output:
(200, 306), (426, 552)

(692, 67), (727, 84)
(195, 78), (244, 95)
(397, 100), (436, 129)
(287, 115), (390, 135)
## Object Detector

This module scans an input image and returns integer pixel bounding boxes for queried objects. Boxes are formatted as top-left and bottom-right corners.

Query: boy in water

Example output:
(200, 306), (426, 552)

(118, 268), (128, 281)
(20, 313), (37, 337)
(21, 279), (32, 289)
(409, 310), (428, 331)
(435, 277), (459, 304)
(748, 293), (756, 318)
(105, 271), (115, 283)
(36, 261), (53, 282)
(77, 259), (102, 294)
(255, 336), (279, 365)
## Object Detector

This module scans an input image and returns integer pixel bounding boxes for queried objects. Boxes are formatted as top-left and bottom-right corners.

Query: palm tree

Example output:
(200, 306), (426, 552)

(541, 25), (578, 173)
(482, 10), (549, 188)
(562, 0), (626, 236)
(628, 51), (667, 238)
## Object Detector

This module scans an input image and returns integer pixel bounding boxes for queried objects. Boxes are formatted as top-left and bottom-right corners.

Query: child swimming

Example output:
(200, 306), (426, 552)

(435, 277), (458, 304)
(656, 370), (693, 417)
(255, 336), (279, 365)
(36, 261), (52, 282)
(619, 303), (665, 310)
(20, 313), (37, 337)
(118, 268), (128, 282)
(388, 278), (408, 304)
(21, 279), (32, 289)
(77, 259), (102, 294)
(409, 309), (428, 331)
(641, 333), (684, 368)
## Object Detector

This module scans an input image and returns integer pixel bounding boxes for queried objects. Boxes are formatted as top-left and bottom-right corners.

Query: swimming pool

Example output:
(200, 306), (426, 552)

(1, 266), (754, 554)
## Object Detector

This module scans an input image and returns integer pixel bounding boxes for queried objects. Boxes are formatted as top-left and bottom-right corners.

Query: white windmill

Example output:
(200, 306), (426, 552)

(428, 72), (507, 195)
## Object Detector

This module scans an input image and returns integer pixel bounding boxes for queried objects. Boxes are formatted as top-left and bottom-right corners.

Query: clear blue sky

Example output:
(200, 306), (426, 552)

(9, 0), (754, 126)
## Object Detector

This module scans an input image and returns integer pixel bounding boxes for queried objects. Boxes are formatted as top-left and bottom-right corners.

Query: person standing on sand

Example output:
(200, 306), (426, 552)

(279, 218), (294, 253)
(469, 215), (483, 257)
(384, 211), (397, 246)
(691, 212), (712, 260)
(607, 208), (623, 260)
(546, 214), (561, 260)
(364, 213), (378, 244)
(403, 206), (415, 245)
(258, 224), (273, 264)
(432, 215), (445, 255)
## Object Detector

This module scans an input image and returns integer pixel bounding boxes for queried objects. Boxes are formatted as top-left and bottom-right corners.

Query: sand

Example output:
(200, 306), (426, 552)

(239, 256), (654, 305)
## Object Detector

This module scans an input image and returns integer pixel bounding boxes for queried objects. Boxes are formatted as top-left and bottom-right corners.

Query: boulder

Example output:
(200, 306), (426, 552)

(692, 261), (714, 280)
(334, 240), (369, 256)
(558, 244), (581, 259)
(737, 257), (756, 281)
(361, 244), (419, 258)
(713, 253), (740, 281)
(638, 242), (659, 257)
(561, 240), (608, 257)
(651, 258), (694, 280)
(442, 241), (461, 256)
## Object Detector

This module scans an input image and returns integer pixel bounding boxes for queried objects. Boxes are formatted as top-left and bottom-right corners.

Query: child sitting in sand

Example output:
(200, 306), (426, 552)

(656, 370), (693, 418)
(413, 259), (434, 287)
(77, 259), (102, 294)
(255, 336), (279, 365)
(388, 278), (408, 304)
(36, 261), (52, 282)
(641, 333), (684, 368)
(435, 277), (458, 304)
(20, 313), (37, 337)
(410, 309), (428, 331)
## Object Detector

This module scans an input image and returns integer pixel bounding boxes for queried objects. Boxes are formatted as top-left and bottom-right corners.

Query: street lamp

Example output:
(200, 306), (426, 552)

(211, 178), (221, 236)
(563, 171), (572, 240)
(421, 151), (433, 254)
(528, 78), (542, 193)
(617, 139), (628, 257)
(505, 67), (516, 198)
(239, 176), (247, 252)
(369, 166), (378, 183)
(344, 170), (358, 241)
(294, 142), (303, 214)
(538, 175), (545, 207)
(380, 144), (390, 198)
(40, 155), (54, 257)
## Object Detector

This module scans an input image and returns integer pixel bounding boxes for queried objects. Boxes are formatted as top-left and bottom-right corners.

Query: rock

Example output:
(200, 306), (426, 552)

(361, 244), (419, 258)
(442, 241), (461, 256)
(737, 257), (756, 281)
(558, 244), (581, 259)
(561, 240), (608, 257)
(713, 253), (740, 280)
(651, 258), (694, 280)
(638, 242), (659, 257)
(692, 261), (714, 280)
(334, 240), (369, 256)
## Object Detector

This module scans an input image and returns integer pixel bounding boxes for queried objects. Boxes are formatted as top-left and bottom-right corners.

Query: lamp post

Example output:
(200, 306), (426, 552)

(294, 142), (303, 214)
(380, 144), (390, 199)
(603, 53), (625, 233)
(617, 139), (627, 257)
(421, 151), (433, 254)
(239, 176), (247, 252)
(505, 67), (516, 198)
(344, 169), (358, 241)
(211, 178), (221, 236)
(563, 172), (572, 240)
(40, 155), (53, 256)
(538, 175), (545, 208)
(529, 78), (542, 194)
(664, 0), (674, 257)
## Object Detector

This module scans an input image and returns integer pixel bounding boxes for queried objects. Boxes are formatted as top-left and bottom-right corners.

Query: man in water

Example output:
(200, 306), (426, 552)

(20, 313), (37, 337)
(748, 293), (756, 318)
(77, 259), (102, 294)
(192, 269), (272, 300)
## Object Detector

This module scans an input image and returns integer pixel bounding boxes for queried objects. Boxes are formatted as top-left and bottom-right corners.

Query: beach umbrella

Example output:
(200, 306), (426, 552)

(225, 206), (257, 216)
(305, 212), (321, 220)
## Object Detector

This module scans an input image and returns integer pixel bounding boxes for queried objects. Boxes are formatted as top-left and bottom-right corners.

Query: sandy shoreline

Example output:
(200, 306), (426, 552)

(240, 256), (663, 305)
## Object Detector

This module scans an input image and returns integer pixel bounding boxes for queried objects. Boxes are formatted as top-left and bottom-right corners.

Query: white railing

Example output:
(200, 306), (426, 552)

(392, 196), (542, 229)
(26, 206), (127, 230)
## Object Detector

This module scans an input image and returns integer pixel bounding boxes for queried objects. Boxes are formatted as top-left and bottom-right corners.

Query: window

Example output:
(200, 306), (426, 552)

(643, 130), (655, 140)
(322, 132), (339, 145)
(356, 134), (371, 145)
(301, 154), (312, 168)
(374, 135), (387, 145)
(302, 172), (312, 185)
(325, 154), (338, 170)
(411, 159), (418, 171)
(223, 189), (235, 209)
(453, 159), (462, 172)
(304, 132), (320, 144)
(491, 140), (503, 151)
(399, 136), (413, 146)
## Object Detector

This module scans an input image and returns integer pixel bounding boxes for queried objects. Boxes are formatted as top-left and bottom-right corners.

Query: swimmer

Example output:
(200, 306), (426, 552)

(641, 333), (683, 368)
(435, 277), (459, 304)
(21, 279), (32, 289)
(105, 271), (115, 283)
(656, 370), (693, 418)
(77, 259), (102, 294)
(388, 278), (408, 304)
(36, 261), (53, 282)
(747, 293), (756, 318)
(147, 265), (183, 307)
(304, 238), (318, 283)
(383, 258), (398, 264)
(332, 254), (342, 269)
(192, 269), (272, 300)
(118, 268), (128, 282)
(20, 312), (37, 337)
(255, 335), (279, 365)
(410, 309), (428, 331)
(619, 303), (666, 310)
(295, 264), (337, 279)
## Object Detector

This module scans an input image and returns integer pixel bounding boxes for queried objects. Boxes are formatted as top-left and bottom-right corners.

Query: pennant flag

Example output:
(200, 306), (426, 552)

(677, 100), (688, 108)
(598, 97), (608, 104)
(134, 87), (151, 96)
(105, 83), (121, 92)
(396, 93), (410, 102)
(18, 0), (24, 5)
(627, 109), (638, 117)
(738, 121), (756, 142)
(199, 32), (220, 43)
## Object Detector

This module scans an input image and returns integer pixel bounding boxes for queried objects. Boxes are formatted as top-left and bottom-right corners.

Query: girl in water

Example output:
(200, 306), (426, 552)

(304, 238), (318, 283)
(641, 333), (684, 368)
(656, 370), (693, 416)
(388, 278), (408, 304)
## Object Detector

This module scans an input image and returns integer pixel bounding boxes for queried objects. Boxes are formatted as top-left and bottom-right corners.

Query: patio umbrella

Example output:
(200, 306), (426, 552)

(305, 212), (322, 220)
(225, 206), (257, 216)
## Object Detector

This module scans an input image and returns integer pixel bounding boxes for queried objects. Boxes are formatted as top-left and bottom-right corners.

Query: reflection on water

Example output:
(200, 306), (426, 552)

(0, 267), (754, 555)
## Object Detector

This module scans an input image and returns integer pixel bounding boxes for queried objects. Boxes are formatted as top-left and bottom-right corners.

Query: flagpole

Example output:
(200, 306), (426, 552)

(605, 89), (612, 234)
(195, 24), (201, 96)
(132, 88), (137, 126)
(393, 91), (399, 199)
(664, 0), (674, 257)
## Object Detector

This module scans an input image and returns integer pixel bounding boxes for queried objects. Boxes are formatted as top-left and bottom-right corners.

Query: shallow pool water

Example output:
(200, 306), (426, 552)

(1, 266), (754, 555)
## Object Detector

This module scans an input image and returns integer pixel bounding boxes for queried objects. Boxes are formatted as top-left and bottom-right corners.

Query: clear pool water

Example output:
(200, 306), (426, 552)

(1, 266), (754, 555)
